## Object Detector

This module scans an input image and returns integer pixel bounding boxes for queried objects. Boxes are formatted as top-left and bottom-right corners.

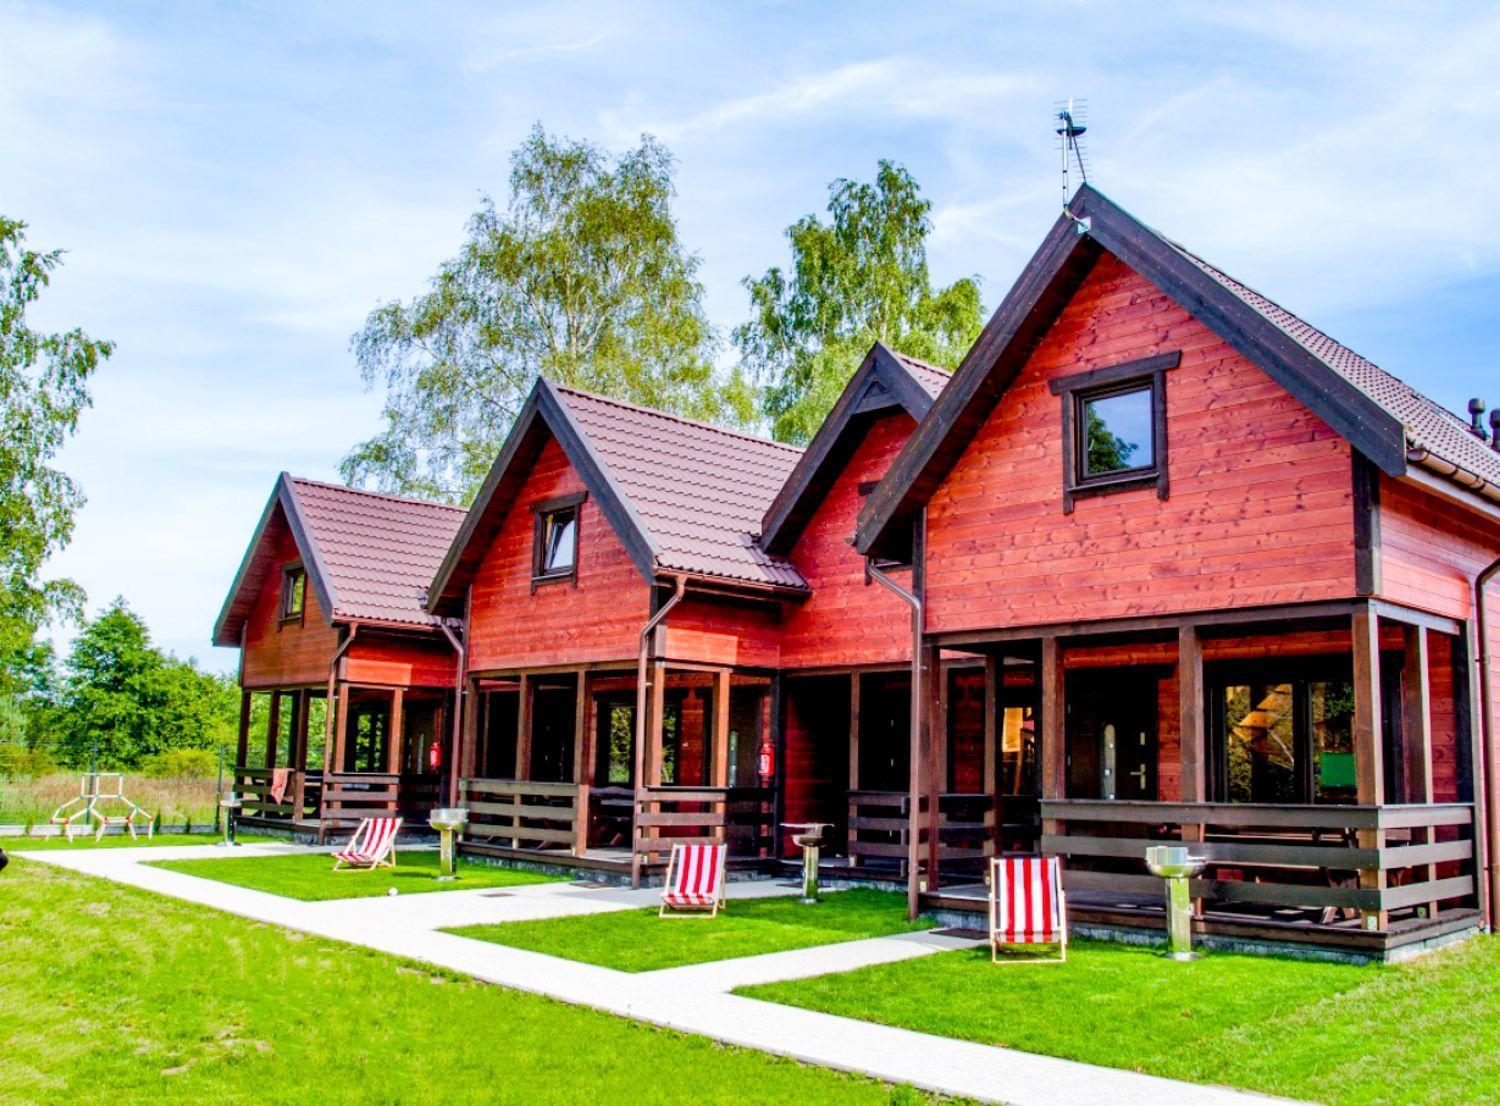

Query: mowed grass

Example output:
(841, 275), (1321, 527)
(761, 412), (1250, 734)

(740, 937), (1500, 1105)
(450, 889), (933, 972)
(149, 850), (562, 901)
(0, 860), (954, 1106)
(6, 832), (277, 851)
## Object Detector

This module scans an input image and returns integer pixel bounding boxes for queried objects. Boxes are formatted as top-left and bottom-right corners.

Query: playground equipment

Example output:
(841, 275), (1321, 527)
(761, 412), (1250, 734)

(49, 773), (155, 842)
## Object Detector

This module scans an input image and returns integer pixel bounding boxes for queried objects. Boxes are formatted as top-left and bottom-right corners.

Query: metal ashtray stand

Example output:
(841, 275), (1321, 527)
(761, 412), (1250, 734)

(217, 793), (242, 848)
(429, 808), (469, 881)
(1145, 845), (1205, 961)
(782, 822), (833, 903)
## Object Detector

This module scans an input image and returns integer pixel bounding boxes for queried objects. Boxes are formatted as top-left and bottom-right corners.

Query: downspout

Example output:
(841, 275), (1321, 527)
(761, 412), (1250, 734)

(631, 575), (687, 887)
(1478, 556), (1500, 925)
(868, 558), (925, 921)
(439, 615), (466, 809)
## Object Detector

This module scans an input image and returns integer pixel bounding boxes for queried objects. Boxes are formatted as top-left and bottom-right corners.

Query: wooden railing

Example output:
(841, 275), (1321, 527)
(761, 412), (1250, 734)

(461, 779), (581, 853)
(848, 790), (910, 871)
(233, 767), (320, 822)
(1040, 799), (1477, 922)
(587, 785), (634, 850)
(320, 772), (401, 831)
(936, 792), (996, 875)
(848, 791), (997, 876)
(633, 786), (774, 866)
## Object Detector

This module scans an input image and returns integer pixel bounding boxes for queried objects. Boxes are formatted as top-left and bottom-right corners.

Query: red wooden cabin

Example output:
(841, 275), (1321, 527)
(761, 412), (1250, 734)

(213, 474), (465, 835)
(854, 185), (1500, 956)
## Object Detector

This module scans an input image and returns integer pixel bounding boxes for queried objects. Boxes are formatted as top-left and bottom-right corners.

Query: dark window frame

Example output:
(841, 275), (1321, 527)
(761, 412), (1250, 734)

(278, 564), (306, 626)
(530, 491), (586, 590)
(1050, 351), (1179, 513)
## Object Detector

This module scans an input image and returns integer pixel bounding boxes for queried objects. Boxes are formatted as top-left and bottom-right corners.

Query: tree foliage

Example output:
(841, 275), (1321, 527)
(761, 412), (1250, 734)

(0, 217), (112, 687)
(48, 599), (237, 770)
(735, 161), (984, 444)
(344, 125), (753, 503)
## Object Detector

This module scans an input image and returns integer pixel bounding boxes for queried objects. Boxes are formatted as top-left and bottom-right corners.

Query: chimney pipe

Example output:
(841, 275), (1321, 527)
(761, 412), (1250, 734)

(1469, 397), (1488, 438)
(1491, 409), (1500, 452)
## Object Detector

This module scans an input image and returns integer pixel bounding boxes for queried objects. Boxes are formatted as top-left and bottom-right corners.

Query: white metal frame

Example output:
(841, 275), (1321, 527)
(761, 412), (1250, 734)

(658, 843), (727, 918)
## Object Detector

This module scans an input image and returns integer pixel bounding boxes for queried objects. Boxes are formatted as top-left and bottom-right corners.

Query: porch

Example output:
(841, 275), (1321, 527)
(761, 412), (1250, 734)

(456, 664), (778, 880)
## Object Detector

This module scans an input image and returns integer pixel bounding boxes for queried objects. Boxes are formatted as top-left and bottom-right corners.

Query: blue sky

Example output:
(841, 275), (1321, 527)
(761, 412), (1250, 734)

(5, 1), (1499, 672)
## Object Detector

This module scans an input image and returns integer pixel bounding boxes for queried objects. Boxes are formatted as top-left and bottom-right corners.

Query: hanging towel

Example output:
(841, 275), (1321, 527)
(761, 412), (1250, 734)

(269, 767), (291, 805)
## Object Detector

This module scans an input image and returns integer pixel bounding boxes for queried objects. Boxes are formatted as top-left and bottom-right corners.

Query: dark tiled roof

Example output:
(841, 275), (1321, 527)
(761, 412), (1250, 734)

(1168, 241), (1500, 491)
(288, 478), (467, 626)
(554, 387), (809, 590)
(889, 351), (952, 399)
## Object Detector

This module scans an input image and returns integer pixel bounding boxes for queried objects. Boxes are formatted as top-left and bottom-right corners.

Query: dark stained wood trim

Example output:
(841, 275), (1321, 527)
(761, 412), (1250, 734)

(1369, 599), (1462, 637)
(1047, 351), (1182, 395)
(1353, 452), (1382, 596)
(1179, 623), (1206, 802)
(529, 490), (588, 515)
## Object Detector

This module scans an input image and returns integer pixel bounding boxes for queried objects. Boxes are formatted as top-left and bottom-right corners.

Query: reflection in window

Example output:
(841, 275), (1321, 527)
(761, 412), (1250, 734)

(540, 508), (577, 575)
(1082, 387), (1154, 476)
(1001, 705), (1037, 796)
(280, 566), (306, 620)
(1224, 683), (1298, 804)
(1310, 680), (1357, 804)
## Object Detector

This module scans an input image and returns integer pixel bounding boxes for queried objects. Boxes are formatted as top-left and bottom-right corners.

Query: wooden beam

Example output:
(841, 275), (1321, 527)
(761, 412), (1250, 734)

(983, 655), (998, 856)
(573, 669), (592, 856)
(848, 671), (861, 867)
(235, 690), (251, 767)
(331, 681), (351, 779)
(1352, 606), (1388, 930)
(1402, 624), (1437, 900)
(647, 660), (667, 786)
(387, 688), (405, 775)
(515, 673), (531, 781)
(294, 690), (312, 771)
(1040, 637), (1065, 839)
(265, 691), (282, 769)
(923, 645), (943, 891)
(711, 668), (731, 790)
(1178, 625), (1206, 802)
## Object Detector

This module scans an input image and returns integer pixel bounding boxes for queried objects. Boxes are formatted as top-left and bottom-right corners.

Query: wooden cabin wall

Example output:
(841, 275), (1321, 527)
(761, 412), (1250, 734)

(345, 634), (458, 688)
(922, 252), (1357, 634)
(780, 413), (920, 669)
(661, 597), (781, 669)
(1378, 477), (1499, 621)
(467, 437), (648, 673)
(946, 669), (986, 793)
(241, 520), (340, 689)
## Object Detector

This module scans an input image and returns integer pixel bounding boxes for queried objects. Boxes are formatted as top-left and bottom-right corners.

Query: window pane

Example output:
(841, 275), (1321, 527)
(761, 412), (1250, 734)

(1000, 705), (1037, 796)
(282, 570), (305, 617)
(543, 511), (576, 572)
(1224, 683), (1298, 803)
(1310, 679), (1357, 804)
(1083, 387), (1154, 475)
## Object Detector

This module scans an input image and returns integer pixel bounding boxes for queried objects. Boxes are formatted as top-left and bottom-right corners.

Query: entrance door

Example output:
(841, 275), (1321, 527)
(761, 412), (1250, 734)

(1066, 672), (1158, 801)
(858, 673), (911, 791)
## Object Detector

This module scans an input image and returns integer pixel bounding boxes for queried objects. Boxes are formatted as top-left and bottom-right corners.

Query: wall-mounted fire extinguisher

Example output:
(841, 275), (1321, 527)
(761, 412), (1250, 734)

(427, 737), (442, 771)
(757, 734), (775, 784)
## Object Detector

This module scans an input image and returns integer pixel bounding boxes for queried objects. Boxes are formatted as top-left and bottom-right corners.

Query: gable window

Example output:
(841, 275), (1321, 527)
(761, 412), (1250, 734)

(279, 566), (306, 624)
(531, 491), (586, 587)
(1050, 351), (1178, 512)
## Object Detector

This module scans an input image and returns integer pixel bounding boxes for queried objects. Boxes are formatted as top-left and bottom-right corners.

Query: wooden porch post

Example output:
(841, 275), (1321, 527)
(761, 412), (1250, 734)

(387, 688), (405, 776)
(848, 672), (861, 867)
(647, 661), (668, 786)
(1401, 624), (1438, 900)
(456, 675), (479, 806)
(1039, 636), (1065, 840)
(265, 691), (282, 769)
(925, 647), (943, 891)
(1179, 623), (1207, 915)
(293, 690), (311, 771)
(1352, 606), (1388, 930)
(711, 668), (732, 847)
(515, 674), (532, 781)
(572, 669), (592, 856)
(983, 656), (998, 859)
(235, 690), (251, 768)
(331, 681), (351, 776)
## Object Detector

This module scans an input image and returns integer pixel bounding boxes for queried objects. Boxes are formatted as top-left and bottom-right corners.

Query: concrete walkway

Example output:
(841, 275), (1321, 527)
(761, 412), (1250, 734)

(21, 843), (1298, 1106)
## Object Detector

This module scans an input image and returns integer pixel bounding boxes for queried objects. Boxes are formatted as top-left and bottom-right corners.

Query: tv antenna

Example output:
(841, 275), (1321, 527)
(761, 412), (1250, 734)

(1055, 99), (1089, 207)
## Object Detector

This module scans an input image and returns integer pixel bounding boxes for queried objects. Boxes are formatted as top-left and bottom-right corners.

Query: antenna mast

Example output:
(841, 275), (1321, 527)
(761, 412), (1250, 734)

(1055, 99), (1089, 206)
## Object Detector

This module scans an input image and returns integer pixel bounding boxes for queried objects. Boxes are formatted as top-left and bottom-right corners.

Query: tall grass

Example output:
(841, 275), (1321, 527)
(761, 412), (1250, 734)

(0, 773), (220, 825)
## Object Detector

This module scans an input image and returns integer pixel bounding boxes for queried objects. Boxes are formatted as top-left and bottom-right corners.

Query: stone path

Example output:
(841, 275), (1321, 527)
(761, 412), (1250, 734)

(21, 842), (1298, 1106)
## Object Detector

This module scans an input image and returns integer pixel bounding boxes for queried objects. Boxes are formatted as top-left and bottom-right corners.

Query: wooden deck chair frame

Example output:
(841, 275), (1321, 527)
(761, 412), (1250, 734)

(658, 842), (727, 918)
(332, 816), (402, 872)
(989, 855), (1068, 964)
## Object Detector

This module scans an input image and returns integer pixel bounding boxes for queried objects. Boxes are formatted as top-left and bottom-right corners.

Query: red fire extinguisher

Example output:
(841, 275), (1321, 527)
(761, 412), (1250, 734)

(427, 738), (442, 771)
(757, 735), (775, 783)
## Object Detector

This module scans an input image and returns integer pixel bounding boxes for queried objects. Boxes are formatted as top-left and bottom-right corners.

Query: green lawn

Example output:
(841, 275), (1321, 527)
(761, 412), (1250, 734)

(5, 832), (275, 851)
(740, 937), (1500, 1105)
(450, 889), (933, 972)
(0, 859), (947, 1105)
(148, 850), (562, 901)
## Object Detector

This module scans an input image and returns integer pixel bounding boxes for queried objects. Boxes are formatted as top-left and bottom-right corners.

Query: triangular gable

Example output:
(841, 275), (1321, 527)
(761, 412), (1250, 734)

(426, 378), (661, 613)
(212, 474), (339, 647)
(760, 342), (948, 557)
(855, 184), (1410, 557)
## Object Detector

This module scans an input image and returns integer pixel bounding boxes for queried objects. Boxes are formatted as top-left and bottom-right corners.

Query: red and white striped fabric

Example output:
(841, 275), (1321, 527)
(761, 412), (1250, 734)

(662, 843), (725, 907)
(334, 816), (401, 867)
(991, 856), (1064, 943)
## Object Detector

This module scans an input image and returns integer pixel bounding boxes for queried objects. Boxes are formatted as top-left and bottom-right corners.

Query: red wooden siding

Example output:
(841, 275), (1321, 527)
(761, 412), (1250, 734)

(662, 597), (782, 669)
(923, 252), (1357, 634)
(240, 519), (341, 689)
(345, 634), (458, 689)
(1379, 477), (1500, 621)
(780, 413), (920, 670)
(467, 437), (648, 673)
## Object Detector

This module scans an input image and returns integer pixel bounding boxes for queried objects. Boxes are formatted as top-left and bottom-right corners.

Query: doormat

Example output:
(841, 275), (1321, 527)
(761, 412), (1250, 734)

(933, 927), (986, 940)
(570, 880), (610, 889)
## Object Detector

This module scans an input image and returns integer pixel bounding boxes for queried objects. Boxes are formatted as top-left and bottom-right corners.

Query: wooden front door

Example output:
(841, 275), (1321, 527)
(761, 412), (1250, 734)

(1066, 671), (1158, 801)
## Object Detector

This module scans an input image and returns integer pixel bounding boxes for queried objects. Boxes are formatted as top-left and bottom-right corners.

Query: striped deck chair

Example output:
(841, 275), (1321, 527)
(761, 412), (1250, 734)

(659, 843), (727, 918)
(989, 855), (1067, 963)
(332, 816), (402, 872)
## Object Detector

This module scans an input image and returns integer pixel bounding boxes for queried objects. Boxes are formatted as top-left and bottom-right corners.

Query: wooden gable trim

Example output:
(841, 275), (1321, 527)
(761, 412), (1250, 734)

(759, 341), (940, 557)
(211, 473), (339, 647)
(854, 184), (1410, 557)
(426, 379), (659, 613)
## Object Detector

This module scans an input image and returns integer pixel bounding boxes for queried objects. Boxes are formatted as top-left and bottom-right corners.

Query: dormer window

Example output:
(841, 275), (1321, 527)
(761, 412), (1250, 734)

(279, 566), (306, 624)
(1051, 351), (1178, 512)
(531, 492), (586, 587)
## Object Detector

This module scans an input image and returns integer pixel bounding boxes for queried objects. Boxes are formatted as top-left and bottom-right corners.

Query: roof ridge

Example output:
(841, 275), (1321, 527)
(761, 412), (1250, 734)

(288, 475), (469, 512)
(886, 346), (951, 376)
(551, 382), (805, 455)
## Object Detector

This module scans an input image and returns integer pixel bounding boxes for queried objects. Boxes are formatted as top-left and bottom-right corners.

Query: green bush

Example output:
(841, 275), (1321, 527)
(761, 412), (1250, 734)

(140, 749), (217, 780)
